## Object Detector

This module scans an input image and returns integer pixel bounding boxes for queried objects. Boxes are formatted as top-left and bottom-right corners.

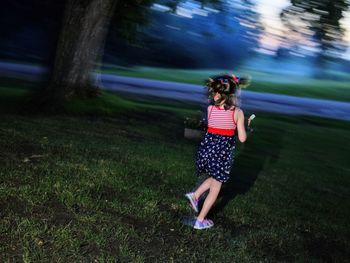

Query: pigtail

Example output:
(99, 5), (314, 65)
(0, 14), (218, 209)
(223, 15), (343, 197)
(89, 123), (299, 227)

(237, 75), (251, 88)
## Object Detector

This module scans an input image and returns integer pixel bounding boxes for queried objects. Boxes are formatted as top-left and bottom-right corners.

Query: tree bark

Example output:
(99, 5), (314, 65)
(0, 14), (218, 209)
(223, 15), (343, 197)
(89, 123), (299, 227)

(40, 0), (117, 109)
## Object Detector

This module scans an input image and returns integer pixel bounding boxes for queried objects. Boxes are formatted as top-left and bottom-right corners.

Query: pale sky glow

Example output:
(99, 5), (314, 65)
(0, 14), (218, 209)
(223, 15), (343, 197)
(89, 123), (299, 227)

(341, 7), (350, 42)
(255, 0), (290, 53)
(255, 0), (350, 59)
(341, 9), (350, 59)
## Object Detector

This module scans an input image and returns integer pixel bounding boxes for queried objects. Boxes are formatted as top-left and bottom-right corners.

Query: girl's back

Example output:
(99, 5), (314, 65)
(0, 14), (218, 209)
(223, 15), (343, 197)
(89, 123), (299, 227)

(208, 105), (236, 130)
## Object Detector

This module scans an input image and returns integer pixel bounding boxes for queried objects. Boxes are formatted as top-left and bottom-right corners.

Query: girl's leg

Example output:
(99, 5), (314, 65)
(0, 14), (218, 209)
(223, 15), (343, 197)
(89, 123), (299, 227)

(197, 178), (222, 221)
(193, 177), (212, 200)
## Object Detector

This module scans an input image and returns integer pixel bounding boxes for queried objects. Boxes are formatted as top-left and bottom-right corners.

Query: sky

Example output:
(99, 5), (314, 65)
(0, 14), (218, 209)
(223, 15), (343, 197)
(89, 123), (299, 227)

(152, 0), (350, 60)
(255, 0), (350, 60)
(255, 0), (291, 55)
(342, 10), (350, 60)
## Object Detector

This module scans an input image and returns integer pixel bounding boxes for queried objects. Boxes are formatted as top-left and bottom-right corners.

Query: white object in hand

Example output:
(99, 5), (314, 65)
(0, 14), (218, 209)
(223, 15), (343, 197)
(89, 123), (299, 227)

(248, 114), (256, 121)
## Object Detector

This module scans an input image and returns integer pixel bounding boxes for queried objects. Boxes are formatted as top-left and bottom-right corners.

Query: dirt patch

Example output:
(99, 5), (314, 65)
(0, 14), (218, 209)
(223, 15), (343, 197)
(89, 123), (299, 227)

(0, 175), (26, 188)
(246, 226), (350, 262)
(32, 193), (75, 225)
(140, 172), (166, 189)
(157, 202), (183, 219)
(118, 213), (149, 232)
(248, 235), (297, 262)
(99, 206), (185, 259)
(88, 185), (132, 203)
(115, 109), (185, 141)
(103, 237), (120, 258)
(0, 138), (42, 163)
(0, 195), (30, 218)
(215, 215), (253, 237)
(0, 234), (23, 263)
(125, 220), (185, 261)
(79, 241), (100, 256)
(302, 229), (350, 262)
(0, 199), (26, 261)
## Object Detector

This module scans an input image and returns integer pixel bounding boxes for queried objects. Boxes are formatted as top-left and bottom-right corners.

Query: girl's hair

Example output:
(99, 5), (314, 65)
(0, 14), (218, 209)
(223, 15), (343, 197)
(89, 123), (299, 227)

(206, 73), (250, 110)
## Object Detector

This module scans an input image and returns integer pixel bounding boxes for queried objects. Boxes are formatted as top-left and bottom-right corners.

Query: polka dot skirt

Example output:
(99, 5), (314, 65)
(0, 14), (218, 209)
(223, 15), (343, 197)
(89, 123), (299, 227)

(195, 132), (236, 183)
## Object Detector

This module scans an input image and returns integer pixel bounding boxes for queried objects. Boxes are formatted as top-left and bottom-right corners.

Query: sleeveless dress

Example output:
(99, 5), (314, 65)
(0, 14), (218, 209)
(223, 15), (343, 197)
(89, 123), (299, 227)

(195, 106), (237, 183)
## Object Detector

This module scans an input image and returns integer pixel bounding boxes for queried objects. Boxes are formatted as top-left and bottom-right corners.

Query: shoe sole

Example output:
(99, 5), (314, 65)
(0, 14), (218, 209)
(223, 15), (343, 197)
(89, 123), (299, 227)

(194, 223), (214, 230)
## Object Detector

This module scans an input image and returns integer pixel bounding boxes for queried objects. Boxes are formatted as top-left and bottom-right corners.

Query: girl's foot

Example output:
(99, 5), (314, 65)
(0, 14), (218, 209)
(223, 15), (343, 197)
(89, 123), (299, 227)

(185, 192), (198, 213)
(193, 219), (214, 230)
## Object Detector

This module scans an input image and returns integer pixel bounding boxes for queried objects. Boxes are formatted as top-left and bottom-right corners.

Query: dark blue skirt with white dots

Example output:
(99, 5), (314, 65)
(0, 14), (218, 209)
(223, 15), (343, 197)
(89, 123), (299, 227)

(195, 132), (236, 183)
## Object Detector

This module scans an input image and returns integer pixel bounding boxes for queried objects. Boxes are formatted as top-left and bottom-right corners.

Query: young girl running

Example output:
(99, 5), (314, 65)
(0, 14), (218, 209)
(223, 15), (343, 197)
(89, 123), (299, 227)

(185, 73), (251, 230)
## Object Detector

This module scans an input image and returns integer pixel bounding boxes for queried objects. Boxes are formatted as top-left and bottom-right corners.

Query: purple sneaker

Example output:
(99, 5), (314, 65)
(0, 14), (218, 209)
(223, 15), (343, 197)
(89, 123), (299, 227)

(193, 219), (214, 230)
(185, 192), (198, 213)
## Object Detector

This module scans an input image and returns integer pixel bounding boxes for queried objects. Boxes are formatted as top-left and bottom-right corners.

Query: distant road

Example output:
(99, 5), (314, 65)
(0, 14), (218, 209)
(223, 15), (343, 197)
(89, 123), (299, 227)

(1, 61), (350, 121)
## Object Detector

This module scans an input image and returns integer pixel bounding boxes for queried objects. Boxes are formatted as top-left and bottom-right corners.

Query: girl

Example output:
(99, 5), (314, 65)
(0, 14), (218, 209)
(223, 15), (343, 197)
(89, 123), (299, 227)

(185, 73), (251, 230)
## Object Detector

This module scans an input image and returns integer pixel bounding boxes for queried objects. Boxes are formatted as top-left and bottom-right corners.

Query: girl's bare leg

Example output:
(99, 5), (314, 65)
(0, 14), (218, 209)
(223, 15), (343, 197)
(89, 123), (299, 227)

(197, 178), (222, 221)
(193, 177), (212, 200)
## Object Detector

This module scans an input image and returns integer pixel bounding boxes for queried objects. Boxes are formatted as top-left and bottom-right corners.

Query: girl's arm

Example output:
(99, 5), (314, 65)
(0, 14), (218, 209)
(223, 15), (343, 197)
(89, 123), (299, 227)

(235, 109), (247, 143)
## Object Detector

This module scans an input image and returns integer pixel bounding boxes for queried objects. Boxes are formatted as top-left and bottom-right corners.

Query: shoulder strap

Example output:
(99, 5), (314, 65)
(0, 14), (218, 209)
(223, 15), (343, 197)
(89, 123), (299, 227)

(208, 105), (214, 121)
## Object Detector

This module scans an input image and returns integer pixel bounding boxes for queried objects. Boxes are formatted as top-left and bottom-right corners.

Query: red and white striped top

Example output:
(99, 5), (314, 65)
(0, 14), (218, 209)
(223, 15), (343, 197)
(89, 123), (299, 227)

(207, 105), (236, 136)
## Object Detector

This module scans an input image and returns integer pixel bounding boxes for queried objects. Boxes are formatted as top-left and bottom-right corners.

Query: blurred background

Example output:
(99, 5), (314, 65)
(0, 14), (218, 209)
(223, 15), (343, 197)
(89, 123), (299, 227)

(0, 0), (349, 84)
(1, 2), (350, 261)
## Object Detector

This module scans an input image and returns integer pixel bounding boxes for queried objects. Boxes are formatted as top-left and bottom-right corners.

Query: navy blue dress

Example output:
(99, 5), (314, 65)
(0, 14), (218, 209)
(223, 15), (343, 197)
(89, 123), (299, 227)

(195, 132), (236, 183)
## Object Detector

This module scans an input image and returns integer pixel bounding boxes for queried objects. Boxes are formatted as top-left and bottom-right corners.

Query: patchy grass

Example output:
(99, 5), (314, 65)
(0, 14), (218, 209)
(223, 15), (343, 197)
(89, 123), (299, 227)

(0, 82), (350, 262)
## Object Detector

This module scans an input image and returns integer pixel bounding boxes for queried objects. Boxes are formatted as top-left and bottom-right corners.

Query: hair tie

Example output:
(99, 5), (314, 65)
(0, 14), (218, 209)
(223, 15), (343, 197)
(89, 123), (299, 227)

(231, 74), (239, 83)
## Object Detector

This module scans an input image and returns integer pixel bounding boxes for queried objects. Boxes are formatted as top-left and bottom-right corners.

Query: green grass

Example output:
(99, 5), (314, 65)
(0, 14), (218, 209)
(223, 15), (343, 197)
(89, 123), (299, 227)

(102, 65), (350, 102)
(0, 83), (350, 262)
(64, 91), (199, 117)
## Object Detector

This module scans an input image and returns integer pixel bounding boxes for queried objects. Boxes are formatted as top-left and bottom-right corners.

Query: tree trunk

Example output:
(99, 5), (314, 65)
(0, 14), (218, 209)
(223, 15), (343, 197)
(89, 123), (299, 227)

(40, 0), (117, 109)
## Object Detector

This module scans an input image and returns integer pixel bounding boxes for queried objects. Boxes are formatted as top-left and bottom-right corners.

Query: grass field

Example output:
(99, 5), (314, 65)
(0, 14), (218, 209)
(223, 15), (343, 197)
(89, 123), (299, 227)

(102, 65), (350, 102)
(0, 80), (350, 262)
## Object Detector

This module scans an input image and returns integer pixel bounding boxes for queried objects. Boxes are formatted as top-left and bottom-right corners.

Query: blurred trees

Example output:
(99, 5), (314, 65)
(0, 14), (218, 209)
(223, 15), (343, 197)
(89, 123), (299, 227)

(0, 0), (64, 64)
(38, 0), (225, 110)
(105, 0), (261, 69)
(281, 0), (349, 74)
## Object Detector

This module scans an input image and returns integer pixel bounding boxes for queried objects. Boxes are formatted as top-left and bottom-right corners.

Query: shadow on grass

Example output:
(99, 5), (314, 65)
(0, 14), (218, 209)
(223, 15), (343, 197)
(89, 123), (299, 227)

(209, 121), (287, 216)
(0, 78), (39, 114)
